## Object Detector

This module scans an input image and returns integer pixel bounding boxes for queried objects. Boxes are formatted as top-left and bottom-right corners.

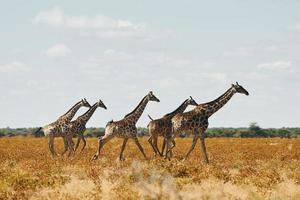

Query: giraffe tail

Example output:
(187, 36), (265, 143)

(147, 114), (154, 121)
(34, 127), (43, 134)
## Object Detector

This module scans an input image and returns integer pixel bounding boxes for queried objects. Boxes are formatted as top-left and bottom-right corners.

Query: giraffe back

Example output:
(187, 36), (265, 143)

(43, 121), (63, 137)
(63, 120), (87, 138)
(148, 116), (173, 137)
(104, 119), (138, 138)
(172, 109), (209, 133)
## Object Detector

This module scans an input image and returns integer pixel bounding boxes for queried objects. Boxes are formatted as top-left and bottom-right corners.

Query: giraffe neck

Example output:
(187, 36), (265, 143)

(163, 99), (189, 118)
(77, 103), (98, 125)
(59, 101), (82, 122)
(124, 95), (149, 123)
(200, 87), (236, 117)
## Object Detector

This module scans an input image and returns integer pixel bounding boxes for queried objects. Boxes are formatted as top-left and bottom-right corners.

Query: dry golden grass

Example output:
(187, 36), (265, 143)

(1, 137), (300, 200)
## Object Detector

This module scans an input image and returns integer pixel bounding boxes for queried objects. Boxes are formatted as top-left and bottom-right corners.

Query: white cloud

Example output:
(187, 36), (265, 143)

(0, 61), (30, 73)
(33, 7), (155, 40)
(79, 50), (226, 86)
(257, 61), (291, 70)
(80, 50), (193, 75)
(33, 7), (64, 27)
(33, 7), (138, 29)
(45, 43), (71, 58)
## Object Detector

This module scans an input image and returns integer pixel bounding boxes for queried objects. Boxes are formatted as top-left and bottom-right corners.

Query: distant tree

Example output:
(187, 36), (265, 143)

(249, 122), (267, 137)
(277, 129), (291, 138)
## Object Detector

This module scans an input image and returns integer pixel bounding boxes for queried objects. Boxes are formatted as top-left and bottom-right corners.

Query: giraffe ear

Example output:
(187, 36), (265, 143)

(232, 84), (234, 87)
(236, 82), (239, 85)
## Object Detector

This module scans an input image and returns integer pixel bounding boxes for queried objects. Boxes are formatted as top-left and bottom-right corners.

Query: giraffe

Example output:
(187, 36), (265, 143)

(166, 82), (249, 163)
(91, 91), (160, 161)
(61, 99), (107, 156)
(35, 99), (91, 156)
(147, 96), (198, 157)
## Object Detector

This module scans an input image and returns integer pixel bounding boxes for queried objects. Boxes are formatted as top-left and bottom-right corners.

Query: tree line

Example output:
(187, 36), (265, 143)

(0, 123), (299, 138)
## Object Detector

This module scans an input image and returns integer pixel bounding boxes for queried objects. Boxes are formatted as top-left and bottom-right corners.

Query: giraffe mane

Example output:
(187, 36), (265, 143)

(198, 87), (233, 107)
(77, 102), (97, 120)
(163, 99), (188, 118)
(61, 100), (82, 117)
(124, 95), (148, 118)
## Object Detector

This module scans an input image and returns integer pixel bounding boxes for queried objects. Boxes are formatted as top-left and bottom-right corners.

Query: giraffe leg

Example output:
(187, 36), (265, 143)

(169, 139), (175, 158)
(74, 136), (81, 152)
(61, 136), (69, 156)
(80, 136), (87, 152)
(133, 137), (148, 160)
(161, 137), (166, 156)
(67, 136), (75, 157)
(48, 135), (57, 156)
(91, 135), (112, 161)
(161, 138), (173, 157)
(153, 136), (162, 156)
(183, 132), (199, 161)
(119, 138), (128, 161)
(48, 136), (53, 155)
(165, 136), (175, 160)
(71, 139), (75, 151)
(169, 138), (175, 158)
(199, 130), (209, 164)
(164, 137), (172, 160)
(165, 126), (178, 159)
(147, 135), (157, 155)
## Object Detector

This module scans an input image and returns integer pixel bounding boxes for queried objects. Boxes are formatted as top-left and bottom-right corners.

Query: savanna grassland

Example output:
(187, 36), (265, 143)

(1, 137), (300, 200)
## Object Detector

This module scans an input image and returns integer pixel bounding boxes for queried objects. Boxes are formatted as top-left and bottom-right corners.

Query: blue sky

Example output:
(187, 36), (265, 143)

(0, 0), (299, 128)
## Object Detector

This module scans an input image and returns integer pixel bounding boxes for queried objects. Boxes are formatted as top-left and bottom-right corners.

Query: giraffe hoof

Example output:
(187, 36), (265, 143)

(91, 155), (98, 161)
(119, 157), (125, 161)
(52, 154), (59, 158)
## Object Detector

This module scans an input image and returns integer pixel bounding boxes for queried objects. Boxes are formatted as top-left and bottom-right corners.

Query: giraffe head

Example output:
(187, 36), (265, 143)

(82, 98), (92, 108)
(232, 82), (249, 96)
(187, 96), (198, 106)
(147, 91), (160, 102)
(96, 99), (107, 109)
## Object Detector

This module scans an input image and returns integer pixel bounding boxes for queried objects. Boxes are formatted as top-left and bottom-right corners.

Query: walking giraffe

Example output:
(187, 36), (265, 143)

(35, 99), (91, 156)
(61, 99), (107, 156)
(91, 91), (160, 161)
(147, 96), (198, 156)
(166, 82), (249, 163)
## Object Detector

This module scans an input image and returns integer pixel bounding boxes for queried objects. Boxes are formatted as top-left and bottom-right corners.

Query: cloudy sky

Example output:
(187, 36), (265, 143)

(0, 0), (299, 128)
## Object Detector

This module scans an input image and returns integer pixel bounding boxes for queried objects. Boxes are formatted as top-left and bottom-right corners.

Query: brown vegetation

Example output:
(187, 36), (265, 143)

(1, 137), (300, 199)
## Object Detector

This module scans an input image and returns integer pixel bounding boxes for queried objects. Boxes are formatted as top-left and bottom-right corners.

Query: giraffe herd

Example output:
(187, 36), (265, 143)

(36, 82), (249, 163)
